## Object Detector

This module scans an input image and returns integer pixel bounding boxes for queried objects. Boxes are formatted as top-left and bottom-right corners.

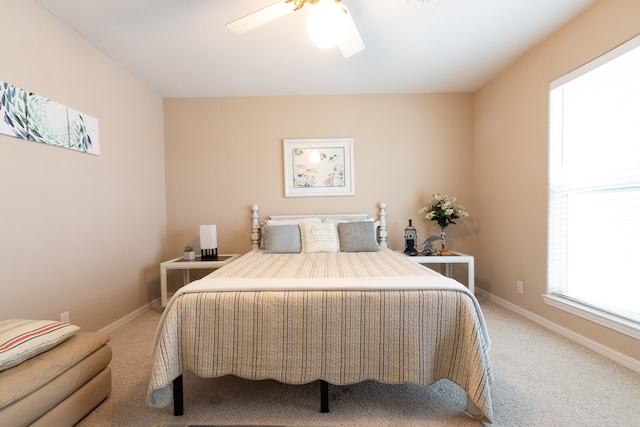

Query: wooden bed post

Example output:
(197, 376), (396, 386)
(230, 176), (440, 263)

(251, 205), (260, 249)
(379, 202), (387, 248)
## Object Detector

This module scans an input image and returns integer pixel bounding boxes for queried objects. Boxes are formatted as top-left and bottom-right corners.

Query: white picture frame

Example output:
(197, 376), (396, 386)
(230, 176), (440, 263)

(283, 138), (355, 198)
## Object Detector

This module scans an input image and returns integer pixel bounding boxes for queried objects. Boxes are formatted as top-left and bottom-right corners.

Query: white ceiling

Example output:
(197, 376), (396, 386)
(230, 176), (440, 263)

(34, 0), (597, 97)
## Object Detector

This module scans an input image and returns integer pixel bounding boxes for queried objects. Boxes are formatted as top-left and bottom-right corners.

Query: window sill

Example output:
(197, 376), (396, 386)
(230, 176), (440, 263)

(542, 294), (640, 340)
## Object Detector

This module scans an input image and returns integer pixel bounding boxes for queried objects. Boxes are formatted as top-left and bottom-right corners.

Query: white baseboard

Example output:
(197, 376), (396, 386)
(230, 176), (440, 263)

(476, 289), (640, 374)
(98, 298), (158, 334)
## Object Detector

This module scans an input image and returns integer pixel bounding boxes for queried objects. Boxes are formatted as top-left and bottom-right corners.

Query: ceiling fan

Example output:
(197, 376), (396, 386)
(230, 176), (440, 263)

(226, 0), (365, 57)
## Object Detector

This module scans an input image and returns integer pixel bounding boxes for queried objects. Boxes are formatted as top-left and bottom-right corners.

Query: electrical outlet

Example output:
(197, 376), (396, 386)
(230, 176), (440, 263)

(516, 280), (524, 294)
(60, 311), (70, 323)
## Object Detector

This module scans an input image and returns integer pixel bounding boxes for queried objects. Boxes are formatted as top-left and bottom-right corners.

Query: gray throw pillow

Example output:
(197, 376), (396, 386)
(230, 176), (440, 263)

(338, 221), (379, 252)
(263, 224), (301, 253)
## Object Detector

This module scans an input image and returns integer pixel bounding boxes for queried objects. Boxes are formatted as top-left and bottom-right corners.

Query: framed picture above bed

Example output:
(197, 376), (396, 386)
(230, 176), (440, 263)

(283, 138), (354, 197)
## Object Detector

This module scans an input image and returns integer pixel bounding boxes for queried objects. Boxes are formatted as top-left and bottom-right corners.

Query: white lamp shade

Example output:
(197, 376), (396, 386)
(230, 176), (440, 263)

(307, 0), (348, 49)
(200, 225), (218, 249)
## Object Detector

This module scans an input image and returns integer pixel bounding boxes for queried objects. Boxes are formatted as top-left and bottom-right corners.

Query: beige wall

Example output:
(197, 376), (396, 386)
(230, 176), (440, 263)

(0, 1), (167, 331)
(475, 0), (640, 361)
(163, 94), (476, 282)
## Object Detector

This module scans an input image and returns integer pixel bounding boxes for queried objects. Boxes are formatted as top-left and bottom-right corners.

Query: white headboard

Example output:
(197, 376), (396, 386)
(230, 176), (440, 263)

(250, 202), (387, 249)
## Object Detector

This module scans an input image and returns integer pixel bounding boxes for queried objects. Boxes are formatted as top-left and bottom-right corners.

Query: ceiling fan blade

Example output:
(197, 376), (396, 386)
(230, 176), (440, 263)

(338, 6), (364, 58)
(226, 1), (297, 34)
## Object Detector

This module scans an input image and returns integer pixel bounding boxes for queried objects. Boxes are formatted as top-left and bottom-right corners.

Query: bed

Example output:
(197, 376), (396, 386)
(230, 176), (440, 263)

(147, 203), (493, 423)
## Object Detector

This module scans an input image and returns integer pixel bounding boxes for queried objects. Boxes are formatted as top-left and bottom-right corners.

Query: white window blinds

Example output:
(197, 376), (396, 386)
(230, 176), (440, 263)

(548, 34), (640, 322)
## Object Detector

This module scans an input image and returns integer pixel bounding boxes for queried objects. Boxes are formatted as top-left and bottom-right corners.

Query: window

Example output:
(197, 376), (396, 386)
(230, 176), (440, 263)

(546, 35), (640, 338)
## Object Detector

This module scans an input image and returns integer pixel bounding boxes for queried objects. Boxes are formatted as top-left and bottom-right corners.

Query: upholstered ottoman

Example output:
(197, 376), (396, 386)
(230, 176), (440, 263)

(0, 320), (112, 427)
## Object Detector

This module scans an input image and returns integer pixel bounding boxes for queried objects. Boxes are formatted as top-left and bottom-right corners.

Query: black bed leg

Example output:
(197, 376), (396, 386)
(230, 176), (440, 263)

(320, 380), (329, 413)
(173, 375), (184, 416)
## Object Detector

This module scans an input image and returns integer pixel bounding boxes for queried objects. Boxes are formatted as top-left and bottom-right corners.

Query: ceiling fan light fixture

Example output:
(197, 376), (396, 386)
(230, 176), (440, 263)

(307, 0), (348, 49)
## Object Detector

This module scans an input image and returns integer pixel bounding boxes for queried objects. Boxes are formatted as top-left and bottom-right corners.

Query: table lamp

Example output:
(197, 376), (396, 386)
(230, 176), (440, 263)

(200, 224), (218, 260)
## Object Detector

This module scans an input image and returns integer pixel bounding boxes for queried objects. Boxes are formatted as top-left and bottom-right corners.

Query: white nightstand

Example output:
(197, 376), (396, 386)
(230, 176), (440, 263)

(401, 251), (474, 293)
(160, 254), (241, 307)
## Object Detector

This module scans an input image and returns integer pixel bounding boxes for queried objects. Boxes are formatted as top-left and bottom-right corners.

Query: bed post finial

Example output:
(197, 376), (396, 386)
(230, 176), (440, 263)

(251, 205), (260, 249)
(379, 202), (387, 248)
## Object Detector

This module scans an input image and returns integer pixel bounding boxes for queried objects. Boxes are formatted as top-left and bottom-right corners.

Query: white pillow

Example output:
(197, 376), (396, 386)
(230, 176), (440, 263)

(266, 217), (321, 225)
(0, 319), (80, 371)
(299, 222), (340, 253)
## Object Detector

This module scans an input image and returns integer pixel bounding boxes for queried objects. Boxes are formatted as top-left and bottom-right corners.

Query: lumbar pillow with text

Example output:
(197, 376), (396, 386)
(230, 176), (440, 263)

(299, 222), (340, 253)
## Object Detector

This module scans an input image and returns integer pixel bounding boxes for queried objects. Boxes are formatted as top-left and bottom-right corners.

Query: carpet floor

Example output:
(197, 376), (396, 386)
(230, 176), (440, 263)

(154, 424), (325, 427)
(155, 425), (330, 427)
(76, 295), (640, 427)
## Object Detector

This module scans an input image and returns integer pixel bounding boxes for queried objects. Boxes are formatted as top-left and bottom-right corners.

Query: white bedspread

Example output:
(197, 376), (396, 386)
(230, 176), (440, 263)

(148, 249), (494, 422)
